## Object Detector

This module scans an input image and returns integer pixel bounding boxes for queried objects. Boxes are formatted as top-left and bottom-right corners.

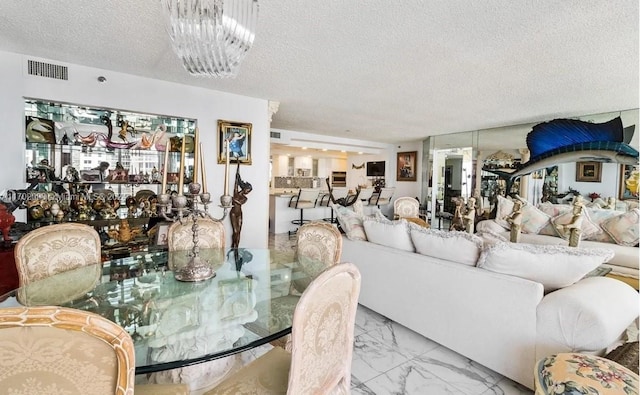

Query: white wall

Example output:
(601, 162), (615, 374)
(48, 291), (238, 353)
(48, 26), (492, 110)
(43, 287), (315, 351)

(557, 162), (621, 198)
(0, 51), (270, 248)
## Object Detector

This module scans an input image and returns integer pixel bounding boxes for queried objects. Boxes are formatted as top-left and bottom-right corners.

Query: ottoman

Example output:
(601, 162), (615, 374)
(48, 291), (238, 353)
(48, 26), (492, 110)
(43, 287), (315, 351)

(535, 353), (639, 394)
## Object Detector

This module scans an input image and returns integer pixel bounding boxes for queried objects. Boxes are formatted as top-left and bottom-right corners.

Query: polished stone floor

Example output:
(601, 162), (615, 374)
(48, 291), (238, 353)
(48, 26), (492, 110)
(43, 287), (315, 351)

(268, 232), (533, 394)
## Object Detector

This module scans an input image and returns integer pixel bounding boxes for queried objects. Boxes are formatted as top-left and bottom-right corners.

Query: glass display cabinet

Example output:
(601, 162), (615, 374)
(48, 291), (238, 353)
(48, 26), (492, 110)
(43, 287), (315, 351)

(21, 99), (197, 251)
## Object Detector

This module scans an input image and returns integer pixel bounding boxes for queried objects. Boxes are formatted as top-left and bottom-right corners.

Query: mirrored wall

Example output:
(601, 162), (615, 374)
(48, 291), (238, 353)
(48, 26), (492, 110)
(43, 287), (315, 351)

(422, 108), (639, 217)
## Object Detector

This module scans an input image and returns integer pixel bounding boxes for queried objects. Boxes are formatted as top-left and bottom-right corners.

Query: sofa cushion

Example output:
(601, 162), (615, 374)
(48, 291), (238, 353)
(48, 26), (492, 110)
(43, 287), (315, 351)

(550, 209), (600, 240)
(362, 217), (414, 252)
(601, 209), (640, 247)
(331, 203), (367, 241)
(409, 226), (482, 266)
(477, 242), (614, 292)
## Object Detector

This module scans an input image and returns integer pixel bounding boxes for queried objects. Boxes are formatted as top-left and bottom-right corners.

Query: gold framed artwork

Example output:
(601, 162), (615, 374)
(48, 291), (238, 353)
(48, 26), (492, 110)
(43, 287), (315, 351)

(218, 120), (252, 165)
(575, 161), (601, 182)
(619, 164), (639, 200)
(397, 151), (417, 181)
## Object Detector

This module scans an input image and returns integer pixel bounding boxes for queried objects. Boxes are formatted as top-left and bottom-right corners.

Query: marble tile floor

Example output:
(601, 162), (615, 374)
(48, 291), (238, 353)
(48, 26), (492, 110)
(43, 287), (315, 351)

(268, 232), (533, 394)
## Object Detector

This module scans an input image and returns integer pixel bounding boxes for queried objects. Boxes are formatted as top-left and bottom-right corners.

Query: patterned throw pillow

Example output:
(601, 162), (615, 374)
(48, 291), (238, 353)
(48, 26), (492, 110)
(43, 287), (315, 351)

(584, 208), (622, 243)
(601, 209), (640, 246)
(520, 205), (552, 234)
(550, 209), (600, 240)
(538, 202), (572, 236)
(331, 203), (366, 241)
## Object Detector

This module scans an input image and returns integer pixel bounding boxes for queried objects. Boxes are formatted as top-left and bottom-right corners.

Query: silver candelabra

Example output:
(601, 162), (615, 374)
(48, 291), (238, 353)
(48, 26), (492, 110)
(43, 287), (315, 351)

(158, 182), (232, 282)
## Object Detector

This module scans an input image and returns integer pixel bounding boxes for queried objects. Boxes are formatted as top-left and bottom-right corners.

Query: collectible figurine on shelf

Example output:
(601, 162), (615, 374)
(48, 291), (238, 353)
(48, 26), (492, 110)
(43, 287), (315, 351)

(108, 219), (142, 244)
(151, 166), (160, 183)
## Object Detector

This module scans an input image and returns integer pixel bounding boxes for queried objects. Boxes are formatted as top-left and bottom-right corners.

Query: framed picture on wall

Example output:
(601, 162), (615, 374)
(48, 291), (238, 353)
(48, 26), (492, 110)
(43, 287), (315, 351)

(218, 120), (252, 165)
(575, 161), (602, 182)
(619, 164), (639, 200)
(397, 151), (417, 181)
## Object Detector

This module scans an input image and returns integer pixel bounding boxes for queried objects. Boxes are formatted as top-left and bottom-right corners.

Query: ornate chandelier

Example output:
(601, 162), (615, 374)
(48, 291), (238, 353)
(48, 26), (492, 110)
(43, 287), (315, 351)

(161, 0), (259, 78)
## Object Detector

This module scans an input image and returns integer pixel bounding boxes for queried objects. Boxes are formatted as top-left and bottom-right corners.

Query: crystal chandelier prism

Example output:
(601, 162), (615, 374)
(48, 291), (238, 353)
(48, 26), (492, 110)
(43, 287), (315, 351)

(161, 0), (259, 78)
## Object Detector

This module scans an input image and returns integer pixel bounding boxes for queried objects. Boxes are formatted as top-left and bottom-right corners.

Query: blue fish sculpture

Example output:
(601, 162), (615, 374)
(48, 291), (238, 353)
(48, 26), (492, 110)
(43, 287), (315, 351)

(487, 117), (638, 180)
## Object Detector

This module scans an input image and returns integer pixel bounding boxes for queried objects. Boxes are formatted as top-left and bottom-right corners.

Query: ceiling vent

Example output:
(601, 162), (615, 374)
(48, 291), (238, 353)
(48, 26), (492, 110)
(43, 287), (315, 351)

(27, 60), (68, 80)
(270, 131), (282, 139)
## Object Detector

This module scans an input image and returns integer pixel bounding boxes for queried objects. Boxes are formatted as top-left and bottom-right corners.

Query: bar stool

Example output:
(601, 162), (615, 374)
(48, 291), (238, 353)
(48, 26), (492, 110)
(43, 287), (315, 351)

(370, 187), (395, 208)
(323, 187), (349, 223)
(358, 187), (375, 206)
(288, 188), (321, 238)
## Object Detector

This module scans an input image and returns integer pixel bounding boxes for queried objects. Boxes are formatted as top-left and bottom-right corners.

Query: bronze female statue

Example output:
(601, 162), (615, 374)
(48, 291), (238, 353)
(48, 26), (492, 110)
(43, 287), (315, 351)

(230, 162), (252, 250)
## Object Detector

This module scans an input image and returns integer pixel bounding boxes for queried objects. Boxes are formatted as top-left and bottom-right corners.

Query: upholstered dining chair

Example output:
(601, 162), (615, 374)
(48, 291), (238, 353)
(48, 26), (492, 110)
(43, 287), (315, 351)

(0, 306), (188, 395)
(14, 222), (102, 287)
(264, 221), (342, 349)
(394, 196), (430, 228)
(167, 216), (225, 271)
(394, 196), (420, 219)
(205, 262), (361, 395)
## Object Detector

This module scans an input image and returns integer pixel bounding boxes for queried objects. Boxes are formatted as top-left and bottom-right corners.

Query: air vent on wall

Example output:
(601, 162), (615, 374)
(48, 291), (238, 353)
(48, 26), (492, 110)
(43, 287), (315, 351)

(27, 60), (68, 80)
(270, 131), (281, 139)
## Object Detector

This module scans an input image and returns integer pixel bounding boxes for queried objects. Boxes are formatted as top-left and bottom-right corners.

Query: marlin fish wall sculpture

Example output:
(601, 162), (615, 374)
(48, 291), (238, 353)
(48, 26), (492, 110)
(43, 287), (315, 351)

(485, 117), (638, 183)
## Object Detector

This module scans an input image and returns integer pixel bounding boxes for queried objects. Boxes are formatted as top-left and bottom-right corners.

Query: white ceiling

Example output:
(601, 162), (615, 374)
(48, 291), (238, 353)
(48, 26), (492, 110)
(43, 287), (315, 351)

(0, 1), (637, 144)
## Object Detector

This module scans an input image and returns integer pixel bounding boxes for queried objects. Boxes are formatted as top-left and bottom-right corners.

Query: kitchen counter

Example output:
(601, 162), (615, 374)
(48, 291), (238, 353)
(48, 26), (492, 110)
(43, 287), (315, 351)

(268, 193), (332, 234)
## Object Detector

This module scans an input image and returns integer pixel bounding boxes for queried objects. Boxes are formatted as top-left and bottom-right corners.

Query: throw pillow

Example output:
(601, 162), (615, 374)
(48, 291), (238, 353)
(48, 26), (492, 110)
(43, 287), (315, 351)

(550, 209), (600, 240)
(477, 242), (614, 292)
(601, 209), (640, 247)
(494, 195), (514, 229)
(331, 203), (367, 241)
(537, 202), (572, 236)
(409, 225), (482, 266)
(520, 204), (552, 234)
(584, 208), (621, 243)
(362, 217), (414, 252)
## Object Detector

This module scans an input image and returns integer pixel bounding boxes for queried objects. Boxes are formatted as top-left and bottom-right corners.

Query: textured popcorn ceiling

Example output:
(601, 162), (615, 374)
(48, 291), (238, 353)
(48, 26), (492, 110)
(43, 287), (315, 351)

(0, 1), (637, 143)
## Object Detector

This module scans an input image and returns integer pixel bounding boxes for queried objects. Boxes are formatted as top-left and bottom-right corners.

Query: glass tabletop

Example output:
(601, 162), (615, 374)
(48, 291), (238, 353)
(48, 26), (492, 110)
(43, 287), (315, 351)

(0, 248), (306, 374)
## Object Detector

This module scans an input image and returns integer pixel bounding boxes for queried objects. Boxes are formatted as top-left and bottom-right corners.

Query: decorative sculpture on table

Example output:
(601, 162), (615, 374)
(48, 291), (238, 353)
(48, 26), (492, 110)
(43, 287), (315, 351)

(157, 132), (232, 282)
(556, 195), (586, 247)
(230, 161), (252, 251)
(506, 199), (524, 243)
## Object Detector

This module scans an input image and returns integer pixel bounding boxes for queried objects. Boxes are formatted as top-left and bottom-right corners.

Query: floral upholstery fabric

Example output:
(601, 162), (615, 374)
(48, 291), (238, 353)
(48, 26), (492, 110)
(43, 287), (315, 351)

(0, 327), (118, 395)
(0, 306), (134, 395)
(167, 217), (225, 251)
(551, 210), (601, 240)
(291, 222), (342, 293)
(14, 223), (101, 286)
(535, 353), (639, 395)
(394, 197), (420, 219)
(207, 263), (361, 395)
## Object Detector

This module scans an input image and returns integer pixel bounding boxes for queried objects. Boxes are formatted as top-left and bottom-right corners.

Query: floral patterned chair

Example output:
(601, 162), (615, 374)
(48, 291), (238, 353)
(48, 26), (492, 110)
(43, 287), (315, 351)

(262, 221), (342, 349)
(14, 223), (103, 305)
(205, 262), (361, 395)
(394, 196), (430, 228)
(14, 222), (102, 286)
(166, 216), (225, 271)
(0, 306), (188, 395)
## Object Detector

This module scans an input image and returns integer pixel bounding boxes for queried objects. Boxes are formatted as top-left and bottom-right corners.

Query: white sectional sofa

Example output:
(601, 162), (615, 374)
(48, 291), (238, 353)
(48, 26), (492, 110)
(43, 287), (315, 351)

(477, 198), (639, 279)
(339, 218), (639, 390)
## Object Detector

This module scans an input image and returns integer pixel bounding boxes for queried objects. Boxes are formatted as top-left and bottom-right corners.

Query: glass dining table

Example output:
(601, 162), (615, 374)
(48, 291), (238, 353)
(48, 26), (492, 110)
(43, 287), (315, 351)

(0, 247), (306, 375)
